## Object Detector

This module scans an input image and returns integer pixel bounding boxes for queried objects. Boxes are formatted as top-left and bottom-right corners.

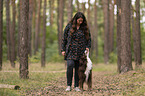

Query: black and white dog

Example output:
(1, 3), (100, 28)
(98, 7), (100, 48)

(78, 50), (92, 91)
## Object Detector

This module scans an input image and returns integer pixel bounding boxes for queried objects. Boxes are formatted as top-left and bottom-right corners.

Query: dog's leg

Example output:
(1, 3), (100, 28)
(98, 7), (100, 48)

(79, 79), (83, 91)
(87, 70), (92, 91)
(78, 71), (82, 91)
(79, 73), (86, 92)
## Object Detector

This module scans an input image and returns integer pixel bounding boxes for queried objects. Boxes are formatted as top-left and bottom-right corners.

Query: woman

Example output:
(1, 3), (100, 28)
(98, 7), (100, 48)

(61, 12), (91, 91)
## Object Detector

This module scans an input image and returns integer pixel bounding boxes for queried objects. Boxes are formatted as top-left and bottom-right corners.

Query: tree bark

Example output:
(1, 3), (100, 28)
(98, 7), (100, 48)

(109, 0), (114, 53)
(10, 0), (16, 68)
(67, 0), (73, 22)
(88, 0), (94, 56)
(135, 0), (142, 68)
(76, 0), (80, 12)
(94, 0), (98, 59)
(50, 0), (54, 27)
(19, 0), (29, 79)
(82, 2), (86, 14)
(5, 0), (11, 61)
(28, 0), (33, 57)
(120, 0), (132, 73)
(131, 5), (137, 67)
(87, 0), (91, 27)
(32, 0), (36, 55)
(117, 0), (121, 73)
(57, 0), (64, 55)
(34, 0), (42, 55)
(103, 0), (109, 64)
(41, 0), (47, 67)
(17, 0), (21, 58)
(0, 0), (3, 71)
(49, 0), (55, 44)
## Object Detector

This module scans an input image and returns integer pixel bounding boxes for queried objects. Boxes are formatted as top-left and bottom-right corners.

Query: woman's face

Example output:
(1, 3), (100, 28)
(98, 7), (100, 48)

(77, 18), (83, 25)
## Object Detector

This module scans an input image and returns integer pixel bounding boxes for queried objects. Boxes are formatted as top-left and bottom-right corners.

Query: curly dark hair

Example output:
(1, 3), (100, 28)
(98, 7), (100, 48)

(69, 12), (89, 40)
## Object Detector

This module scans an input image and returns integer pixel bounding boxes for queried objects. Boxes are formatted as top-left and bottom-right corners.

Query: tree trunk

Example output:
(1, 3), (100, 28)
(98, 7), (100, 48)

(41, 0), (47, 67)
(32, 0), (36, 55)
(0, 0), (3, 71)
(87, 0), (91, 27)
(50, 0), (54, 26)
(5, 0), (11, 61)
(10, 0), (16, 68)
(17, 0), (21, 58)
(87, 0), (93, 55)
(131, 5), (137, 67)
(120, 0), (132, 73)
(76, 0), (80, 12)
(49, 0), (55, 44)
(57, 0), (64, 55)
(109, 0), (114, 53)
(94, 0), (98, 59)
(28, 0), (33, 57)
(67, 0), (73, 22)
(82, 2), (86, 14)
(135, 0), (142, 68)
(19, 0), (29, 79)
(117, 0), (121, 73)
(103, 0), (109, 64)
(34, 0), (42, 55)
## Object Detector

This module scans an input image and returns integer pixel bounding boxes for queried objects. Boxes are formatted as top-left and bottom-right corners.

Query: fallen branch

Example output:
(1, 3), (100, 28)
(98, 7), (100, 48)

(0, 84), (20, 90)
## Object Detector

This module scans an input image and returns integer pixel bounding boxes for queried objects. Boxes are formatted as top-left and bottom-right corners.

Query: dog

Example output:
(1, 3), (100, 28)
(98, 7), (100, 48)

(78, 50), (92, 91)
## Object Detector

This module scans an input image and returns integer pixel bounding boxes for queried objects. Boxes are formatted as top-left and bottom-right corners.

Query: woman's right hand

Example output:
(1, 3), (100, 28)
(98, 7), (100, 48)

(62, 51), (65, 56)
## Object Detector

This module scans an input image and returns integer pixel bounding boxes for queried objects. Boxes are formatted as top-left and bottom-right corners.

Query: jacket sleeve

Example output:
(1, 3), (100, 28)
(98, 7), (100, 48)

(61, 23), (70, 52)
(86, 30), (91, 49)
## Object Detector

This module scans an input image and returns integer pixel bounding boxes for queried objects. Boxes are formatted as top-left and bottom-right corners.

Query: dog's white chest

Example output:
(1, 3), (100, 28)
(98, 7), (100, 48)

(84, 51), (92, 82)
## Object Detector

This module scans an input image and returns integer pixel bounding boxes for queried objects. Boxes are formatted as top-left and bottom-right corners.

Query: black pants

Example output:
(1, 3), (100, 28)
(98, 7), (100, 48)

(67, 60), (79, 87)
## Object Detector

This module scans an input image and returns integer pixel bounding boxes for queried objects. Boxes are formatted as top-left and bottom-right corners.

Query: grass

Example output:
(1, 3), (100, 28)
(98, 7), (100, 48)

(0, 62), (66, 96)
(0, 62), (145, 95)
(2, 61), (66, 71)
(92, 63), (118, 72)
(0, 89), (19, 96)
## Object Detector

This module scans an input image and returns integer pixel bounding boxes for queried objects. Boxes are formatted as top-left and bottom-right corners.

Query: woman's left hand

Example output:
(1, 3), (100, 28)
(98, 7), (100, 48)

(86, 48), (89, 52)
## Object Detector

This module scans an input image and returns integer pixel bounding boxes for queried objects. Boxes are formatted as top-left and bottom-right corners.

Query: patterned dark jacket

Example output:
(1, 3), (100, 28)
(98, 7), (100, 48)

(61, 23), (91, 60)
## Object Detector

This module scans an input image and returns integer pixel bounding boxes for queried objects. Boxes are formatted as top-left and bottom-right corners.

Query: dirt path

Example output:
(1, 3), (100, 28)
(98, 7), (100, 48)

(21, 71), (125, 96)
(19, 69), (145, 96)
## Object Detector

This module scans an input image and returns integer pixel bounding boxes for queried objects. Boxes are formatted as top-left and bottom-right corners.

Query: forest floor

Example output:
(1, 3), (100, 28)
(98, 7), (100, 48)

(0, 62), (145, 96)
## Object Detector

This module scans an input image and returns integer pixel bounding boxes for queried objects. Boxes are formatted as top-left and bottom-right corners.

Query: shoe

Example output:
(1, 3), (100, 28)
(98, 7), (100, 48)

(65, 86), (71, 91)
(74, 87), (81, 92)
